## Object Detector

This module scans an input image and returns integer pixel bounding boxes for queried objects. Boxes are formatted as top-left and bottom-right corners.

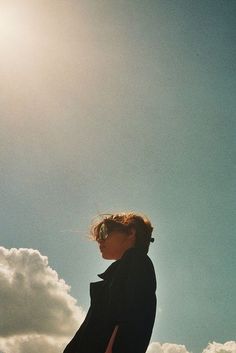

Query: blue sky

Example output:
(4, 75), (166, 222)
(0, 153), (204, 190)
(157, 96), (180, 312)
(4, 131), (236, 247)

(0, 1), (235, 353)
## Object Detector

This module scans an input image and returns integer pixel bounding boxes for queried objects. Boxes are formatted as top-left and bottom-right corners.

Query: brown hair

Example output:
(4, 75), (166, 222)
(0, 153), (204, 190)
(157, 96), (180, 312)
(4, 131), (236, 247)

(90, 212), (154, 254)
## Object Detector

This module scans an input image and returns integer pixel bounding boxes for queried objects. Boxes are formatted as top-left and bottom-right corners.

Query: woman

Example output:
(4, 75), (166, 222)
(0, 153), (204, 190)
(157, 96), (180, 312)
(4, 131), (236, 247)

(63, 212), (157, 353)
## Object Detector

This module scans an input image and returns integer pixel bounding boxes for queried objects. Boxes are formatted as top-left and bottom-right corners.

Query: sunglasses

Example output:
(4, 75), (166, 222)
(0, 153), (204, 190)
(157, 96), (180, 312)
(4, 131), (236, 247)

(98, 223), (109, 241)
(97, 221), (155, 243)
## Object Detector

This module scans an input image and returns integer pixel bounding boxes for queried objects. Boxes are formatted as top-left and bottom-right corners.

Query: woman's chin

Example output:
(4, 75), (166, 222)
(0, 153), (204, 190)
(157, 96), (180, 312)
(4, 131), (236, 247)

(101, 252), (115, 260)
(102, 253), (110, 259)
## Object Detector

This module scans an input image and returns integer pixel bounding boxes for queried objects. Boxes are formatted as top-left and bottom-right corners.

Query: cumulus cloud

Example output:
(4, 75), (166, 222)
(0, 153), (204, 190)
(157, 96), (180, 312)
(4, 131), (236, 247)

(0, 246), (85, 353)
(147, 342), (164, 353)
(0, 335), (65, 353)
(147, 342), (236, 353)
(203, 341), (236, 353)
(147, 342), (190, 353)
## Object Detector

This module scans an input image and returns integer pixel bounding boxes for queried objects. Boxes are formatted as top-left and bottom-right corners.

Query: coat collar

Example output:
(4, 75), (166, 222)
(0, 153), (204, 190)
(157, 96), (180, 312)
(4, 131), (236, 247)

(98, 259), (120, 280)
(97, 247), (140, 280)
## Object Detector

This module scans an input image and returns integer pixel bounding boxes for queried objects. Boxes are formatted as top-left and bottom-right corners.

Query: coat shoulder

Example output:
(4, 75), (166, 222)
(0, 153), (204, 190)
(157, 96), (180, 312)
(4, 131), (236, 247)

(116, 247), (156, 287)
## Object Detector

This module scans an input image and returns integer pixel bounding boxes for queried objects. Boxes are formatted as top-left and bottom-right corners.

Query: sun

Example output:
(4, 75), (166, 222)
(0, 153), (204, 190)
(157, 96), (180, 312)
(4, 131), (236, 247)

(0, 4), (34, 51)
(0, 3), (39, 71)
(0, 6), (23, 39)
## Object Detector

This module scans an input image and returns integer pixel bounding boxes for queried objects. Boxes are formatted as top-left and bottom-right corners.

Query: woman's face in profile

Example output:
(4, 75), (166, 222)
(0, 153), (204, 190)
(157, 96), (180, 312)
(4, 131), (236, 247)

(97, 230), (135, 260)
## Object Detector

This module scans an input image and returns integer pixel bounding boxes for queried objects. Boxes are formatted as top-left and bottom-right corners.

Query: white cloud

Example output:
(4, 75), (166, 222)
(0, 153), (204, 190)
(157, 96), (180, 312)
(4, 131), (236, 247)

(203, 341), (236, 353)
(147, 342), (236, 353)
(147, 342), (164, 353)
(0, 246), (85, 353)
(147, 342), (191, 353)
(0, 335), (65, 353)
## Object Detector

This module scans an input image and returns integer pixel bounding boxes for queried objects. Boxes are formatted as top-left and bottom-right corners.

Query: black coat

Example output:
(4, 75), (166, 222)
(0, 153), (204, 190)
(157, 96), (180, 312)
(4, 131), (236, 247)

(63, 247), (157, 353)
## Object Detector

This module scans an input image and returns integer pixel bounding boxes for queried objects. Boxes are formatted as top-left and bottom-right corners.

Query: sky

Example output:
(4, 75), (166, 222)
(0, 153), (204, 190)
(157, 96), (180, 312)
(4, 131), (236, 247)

(0, 0), (235, 352)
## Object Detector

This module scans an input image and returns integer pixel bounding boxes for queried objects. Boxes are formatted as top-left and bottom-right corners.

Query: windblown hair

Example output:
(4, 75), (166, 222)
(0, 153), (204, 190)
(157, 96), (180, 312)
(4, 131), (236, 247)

(90, 212), (154, 254)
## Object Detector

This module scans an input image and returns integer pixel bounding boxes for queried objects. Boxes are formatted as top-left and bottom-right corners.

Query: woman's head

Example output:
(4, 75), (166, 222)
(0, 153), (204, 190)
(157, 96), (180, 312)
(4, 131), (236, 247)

(91, 212), (154, 259)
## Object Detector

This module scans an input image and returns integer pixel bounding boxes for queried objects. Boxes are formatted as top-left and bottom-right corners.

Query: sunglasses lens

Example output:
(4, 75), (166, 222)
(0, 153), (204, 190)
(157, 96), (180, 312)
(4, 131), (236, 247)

(99, 223), (108, 240)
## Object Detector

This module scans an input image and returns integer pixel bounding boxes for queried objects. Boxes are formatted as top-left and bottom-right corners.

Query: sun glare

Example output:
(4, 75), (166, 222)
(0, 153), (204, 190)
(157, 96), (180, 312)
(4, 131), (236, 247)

(0, 6), (26, 39)
(0, 3), (40, 72)
(0, 4), (36, 57)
